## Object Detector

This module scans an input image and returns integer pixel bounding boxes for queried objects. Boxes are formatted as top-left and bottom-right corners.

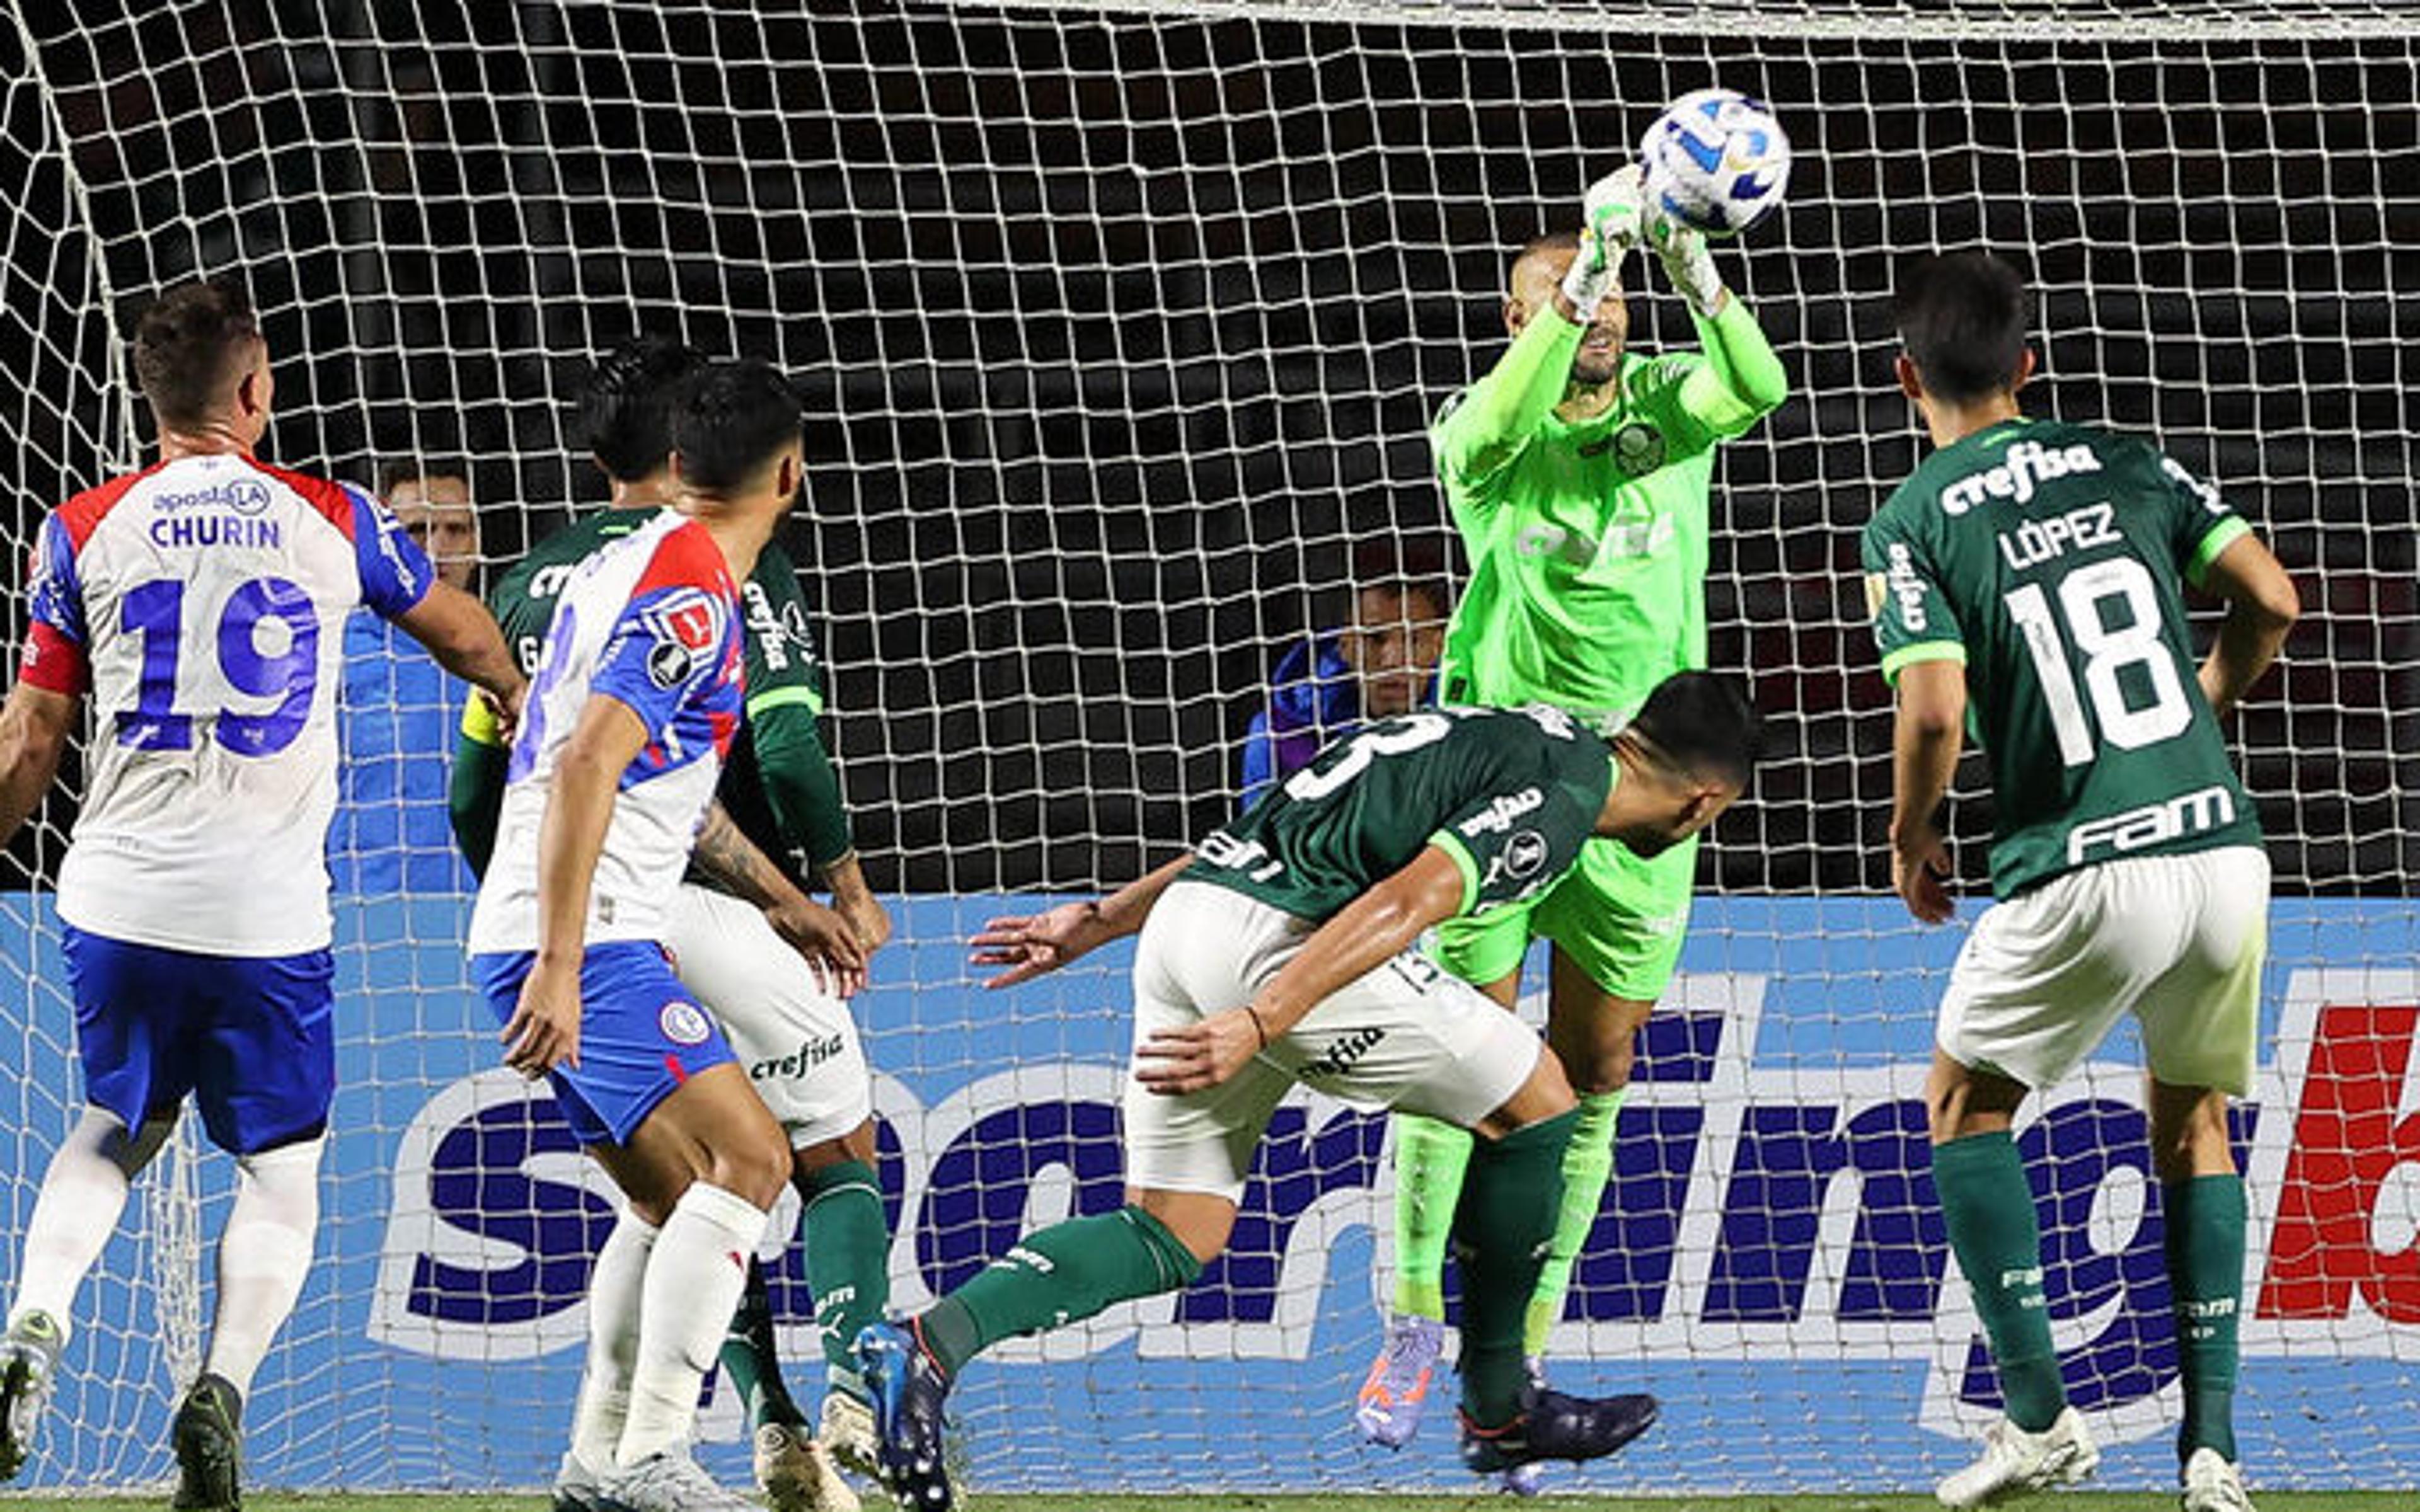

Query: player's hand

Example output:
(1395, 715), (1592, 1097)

(766, 897), (869, 997)
(502, 958), (582, 1077)
(1134, 1007), (1268, 1097)
(832, 885), (893, 957)
(475, 682), (527, 746)
(1560, 164), (1645, 316)
(1644, 209), (1727, 317)
(1891, 820), (1956, 925)
(968, 902), (1111, 989)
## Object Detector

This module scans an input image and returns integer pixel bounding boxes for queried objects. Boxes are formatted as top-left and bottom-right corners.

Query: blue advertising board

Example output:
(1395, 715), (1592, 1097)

(4, 893), (2417, 1492)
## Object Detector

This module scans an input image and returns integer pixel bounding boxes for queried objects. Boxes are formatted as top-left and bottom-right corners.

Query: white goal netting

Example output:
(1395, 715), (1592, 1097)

(2, 0), (2414, 1496)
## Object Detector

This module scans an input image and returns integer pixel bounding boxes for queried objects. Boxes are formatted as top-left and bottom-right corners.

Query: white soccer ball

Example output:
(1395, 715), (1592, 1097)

(1639, 87), (1792, 238)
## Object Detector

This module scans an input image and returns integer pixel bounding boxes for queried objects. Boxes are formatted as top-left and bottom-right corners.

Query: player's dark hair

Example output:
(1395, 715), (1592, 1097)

(579, 335), (707, 482)
(672, 358), (804, 497)
(1355, 577), (1453, 626)
(131, 278), (262, 429)
(376, 455), (473, 498)
(1625, 671), (1762, 792)
(1894, 250), (2030, 404)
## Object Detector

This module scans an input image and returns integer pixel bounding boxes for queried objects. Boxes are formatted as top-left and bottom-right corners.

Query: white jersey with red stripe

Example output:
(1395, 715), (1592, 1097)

(467, 509), (744, 956)
(20, 452), (435, 955)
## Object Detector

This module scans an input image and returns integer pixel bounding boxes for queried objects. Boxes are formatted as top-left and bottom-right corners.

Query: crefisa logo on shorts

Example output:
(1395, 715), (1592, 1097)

(658, 1000), (713, 1046)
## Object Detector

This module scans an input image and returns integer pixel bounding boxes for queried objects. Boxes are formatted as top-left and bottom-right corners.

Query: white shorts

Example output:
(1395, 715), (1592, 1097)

(1122, 879), (1544, 1201)
(663, 884), (872, 1148)
(1938, 845), (2269, 1096)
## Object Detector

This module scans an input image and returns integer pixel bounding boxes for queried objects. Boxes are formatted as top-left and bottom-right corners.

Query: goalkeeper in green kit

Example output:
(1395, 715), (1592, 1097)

(1357, 163), (1786, 1480)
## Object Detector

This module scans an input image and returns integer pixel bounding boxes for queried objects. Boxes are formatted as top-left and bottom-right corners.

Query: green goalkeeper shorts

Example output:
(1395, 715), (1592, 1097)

(1430, 832), (1697, 1003)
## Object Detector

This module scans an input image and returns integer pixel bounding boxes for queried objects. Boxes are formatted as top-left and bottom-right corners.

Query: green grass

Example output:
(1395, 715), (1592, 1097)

(8, 1498), (2413, 1511)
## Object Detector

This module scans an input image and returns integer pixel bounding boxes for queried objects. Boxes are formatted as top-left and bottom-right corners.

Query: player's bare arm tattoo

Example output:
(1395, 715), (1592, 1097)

(691, 801), (798, 910)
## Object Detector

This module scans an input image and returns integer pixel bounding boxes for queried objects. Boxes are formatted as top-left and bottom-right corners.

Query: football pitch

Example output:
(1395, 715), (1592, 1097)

(9, 1496), (2410, 1511)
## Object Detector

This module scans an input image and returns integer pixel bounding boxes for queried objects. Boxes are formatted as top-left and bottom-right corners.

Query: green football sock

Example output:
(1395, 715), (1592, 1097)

(801, 1160), (889, 1403)
(718, 1255), (805, 1429)
(1934, 1131), (2066, 1432)
(2165, 1174), (2245, 1465)
(1523, 1088), (1624, 1355)
(1452, 1109), (1578, 1429)
(1390, 1113), (1476, 1320)
(916, 1205), (1202, 1380)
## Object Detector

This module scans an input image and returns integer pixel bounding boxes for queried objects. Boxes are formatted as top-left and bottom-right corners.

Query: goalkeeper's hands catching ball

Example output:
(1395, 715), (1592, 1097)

(1559, 164), (1645, 317)
(1644, 207), (1729, 318)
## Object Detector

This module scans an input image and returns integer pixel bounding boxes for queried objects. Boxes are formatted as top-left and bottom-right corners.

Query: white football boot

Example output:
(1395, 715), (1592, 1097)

(2181, 1446), (2255, 1512)
(1935, 1406), (2099, 1508)
(756, 1419), (858, 1512)
(608, 1448), (759, 1512)
(819, 1389), (881, 1482)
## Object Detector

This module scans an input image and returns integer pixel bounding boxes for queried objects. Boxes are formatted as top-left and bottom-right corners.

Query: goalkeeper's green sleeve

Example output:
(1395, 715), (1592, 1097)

(749, 696), (856, 872)
(1433, 306), (1584, 496)
(1680, 297), (1789, 440)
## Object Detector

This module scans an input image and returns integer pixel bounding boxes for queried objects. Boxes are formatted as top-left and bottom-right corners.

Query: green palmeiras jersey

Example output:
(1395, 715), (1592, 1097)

(1187, 704), (1615, 925)
(1862, 417), (2262, 899)
(1433, 299), (1787, 727)
(455, 508), (852, 885)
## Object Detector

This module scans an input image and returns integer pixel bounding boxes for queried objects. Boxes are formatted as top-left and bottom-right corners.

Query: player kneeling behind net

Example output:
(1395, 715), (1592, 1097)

(466, 360), (826, 1512)
(1868, 251), (2298, 1512)
(853, 672), (1763, 1511)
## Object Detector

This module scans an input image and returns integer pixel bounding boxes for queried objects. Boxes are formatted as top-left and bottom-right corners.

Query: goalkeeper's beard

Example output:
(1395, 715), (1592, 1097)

(1570, 326), (1623, 387)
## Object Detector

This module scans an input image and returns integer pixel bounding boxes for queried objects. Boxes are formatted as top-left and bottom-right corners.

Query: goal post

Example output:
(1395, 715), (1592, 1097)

(1, 0), (2413, 1495)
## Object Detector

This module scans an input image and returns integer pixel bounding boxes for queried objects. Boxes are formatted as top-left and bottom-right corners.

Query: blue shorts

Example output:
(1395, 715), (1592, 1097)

(471, 941), (735, 1147)
(62, 926), (336, 1156)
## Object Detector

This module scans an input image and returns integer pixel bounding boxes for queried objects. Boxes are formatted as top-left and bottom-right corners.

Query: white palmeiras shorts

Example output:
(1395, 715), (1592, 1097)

(664, 883), (873, 1148)
(1122, 879), (1545, 1201)
(1937, 845), (2269, 1097)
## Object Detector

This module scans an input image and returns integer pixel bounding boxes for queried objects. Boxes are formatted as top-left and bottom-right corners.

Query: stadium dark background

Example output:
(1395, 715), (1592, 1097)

(1, 1), (2411, 895)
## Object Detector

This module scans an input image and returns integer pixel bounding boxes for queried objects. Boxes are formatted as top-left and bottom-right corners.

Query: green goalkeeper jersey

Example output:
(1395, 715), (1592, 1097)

(1433, 299), (1787, 726)
(453, 508), (853, 884)
(1187, 704), (1615, 925)
(1863, 416), (2262, 899)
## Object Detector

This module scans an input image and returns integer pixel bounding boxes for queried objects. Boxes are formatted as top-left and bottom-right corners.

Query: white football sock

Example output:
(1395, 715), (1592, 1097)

(8, 1108), (176, 1343)
(568, 1208), (659, 1474)
(617, 1181), (768, 1467)
(202, 1135), (323, 1398)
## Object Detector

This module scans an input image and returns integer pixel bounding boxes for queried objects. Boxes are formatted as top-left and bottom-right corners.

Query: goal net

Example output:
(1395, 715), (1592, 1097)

(2, 0), (2414, 1495)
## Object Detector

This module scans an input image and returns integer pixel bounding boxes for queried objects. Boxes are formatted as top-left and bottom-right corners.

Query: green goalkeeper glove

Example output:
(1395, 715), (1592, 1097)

(1644, 209), (1728, 318)
(1559, 164), (1645, 317)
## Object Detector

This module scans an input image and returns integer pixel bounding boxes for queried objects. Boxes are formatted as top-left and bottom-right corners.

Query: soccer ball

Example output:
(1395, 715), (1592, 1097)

(1639, 88), (1792, 238)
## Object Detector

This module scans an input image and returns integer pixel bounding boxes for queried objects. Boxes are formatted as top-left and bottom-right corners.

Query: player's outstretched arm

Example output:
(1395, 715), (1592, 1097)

(1643, 215), (1789, 438)
(0, 681), (75, 848)
(1887, 660), (1966, 926)
(969, 851), (1195, 989)
(397, 581), (527, 712)
(2194, 533), (2300, 720)
(1135, 845), (1464, 1097)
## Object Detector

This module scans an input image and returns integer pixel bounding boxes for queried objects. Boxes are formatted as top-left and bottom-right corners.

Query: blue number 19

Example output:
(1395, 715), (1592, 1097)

(117, 576), (321, 756)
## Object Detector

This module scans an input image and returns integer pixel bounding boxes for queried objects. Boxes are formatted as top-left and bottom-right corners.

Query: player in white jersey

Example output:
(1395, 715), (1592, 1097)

(467, 360), (813, 1512)
(0, 279), (523, 1508)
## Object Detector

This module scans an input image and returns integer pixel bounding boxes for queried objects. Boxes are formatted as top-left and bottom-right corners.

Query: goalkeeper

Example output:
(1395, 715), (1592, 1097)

(453, 338), (891, 1512)
(1358, 166), (1787, 1475)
